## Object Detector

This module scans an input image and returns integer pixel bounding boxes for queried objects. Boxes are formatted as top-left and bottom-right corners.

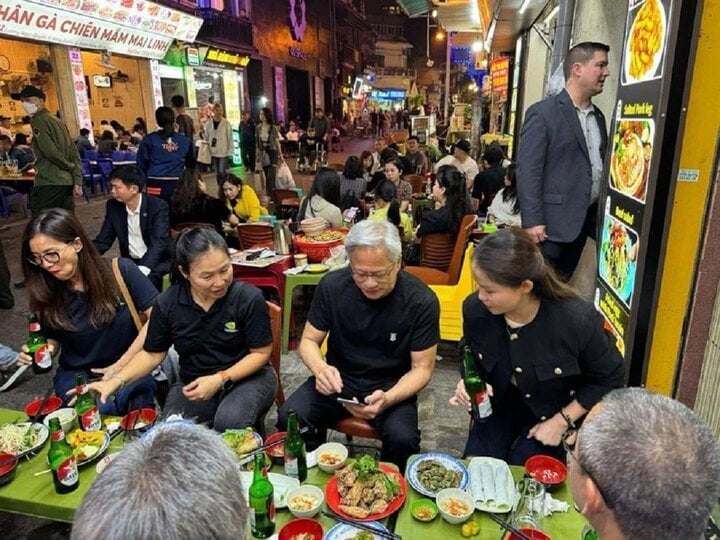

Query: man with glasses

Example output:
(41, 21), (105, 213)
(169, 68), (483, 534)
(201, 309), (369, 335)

(277, 220), (439, 469)
(566, 387), (720, 540)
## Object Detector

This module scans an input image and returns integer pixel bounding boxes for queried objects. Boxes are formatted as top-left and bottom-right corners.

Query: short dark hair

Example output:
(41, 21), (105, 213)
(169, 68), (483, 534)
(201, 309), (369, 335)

(0, 135), (11, 144)
(563, 41), (610, 79)
(407, 135), (419, 143)
(14, 133), (28, 146)
(343, 155), (364, 180)
(482, 146), (504, 166)
(80, 128), (90, 137)
(170, 95), (185, 108)
(110, 165), (146, 190)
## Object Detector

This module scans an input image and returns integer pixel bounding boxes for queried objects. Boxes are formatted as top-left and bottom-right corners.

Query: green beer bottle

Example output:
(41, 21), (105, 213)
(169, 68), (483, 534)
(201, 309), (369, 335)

(249, 452), (275, 538)
(463, 345), (492, 423)
(74, 373), (101, 431)
(284, 410), (307, 482)
(27, 314), (52, 374)
(47, 417), (79, 494)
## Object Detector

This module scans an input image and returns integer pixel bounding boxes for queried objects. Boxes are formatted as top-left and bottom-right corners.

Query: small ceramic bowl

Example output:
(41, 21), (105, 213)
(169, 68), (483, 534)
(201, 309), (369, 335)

(525, 455), (567, 492)
(315, 442), (348, 473)
(42, 408), (77, 433)
(411, 498), (439, 522)
(278, 518), (323, 540)
(436, 488), (475, 525)
(24, 395), (62, 420)
(286, 484), (324, 519)
(264, 431), (286, 466)
(0, 453), (17, 487)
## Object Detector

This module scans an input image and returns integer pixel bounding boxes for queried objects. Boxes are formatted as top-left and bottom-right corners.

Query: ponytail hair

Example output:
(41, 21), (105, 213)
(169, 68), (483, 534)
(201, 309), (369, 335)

(155, 106), (175, 137)
(472, 228), (578, 301)
(374, 180), (400, 227)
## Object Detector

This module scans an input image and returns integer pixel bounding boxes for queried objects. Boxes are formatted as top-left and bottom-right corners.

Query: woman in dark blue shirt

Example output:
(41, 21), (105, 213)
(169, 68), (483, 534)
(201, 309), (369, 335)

(20, 208), (157, 415)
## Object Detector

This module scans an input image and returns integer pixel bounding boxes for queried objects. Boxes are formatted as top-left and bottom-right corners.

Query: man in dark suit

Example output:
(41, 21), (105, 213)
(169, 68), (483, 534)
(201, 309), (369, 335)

(94, 165), (170, 290)
(517, 42), (610, 279)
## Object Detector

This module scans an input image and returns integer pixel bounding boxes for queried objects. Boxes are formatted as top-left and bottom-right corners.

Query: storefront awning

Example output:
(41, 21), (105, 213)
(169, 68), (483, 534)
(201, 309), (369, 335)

(0, 0), (203, 60)
(397, 0), (432, 18)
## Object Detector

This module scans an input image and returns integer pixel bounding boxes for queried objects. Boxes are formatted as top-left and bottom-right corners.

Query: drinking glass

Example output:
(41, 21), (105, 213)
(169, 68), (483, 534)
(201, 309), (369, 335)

(511, 478), (546, 532)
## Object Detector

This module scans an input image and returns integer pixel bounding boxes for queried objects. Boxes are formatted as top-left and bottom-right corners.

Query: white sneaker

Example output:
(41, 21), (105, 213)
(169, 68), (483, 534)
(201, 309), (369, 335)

(0, 364), (29, 392)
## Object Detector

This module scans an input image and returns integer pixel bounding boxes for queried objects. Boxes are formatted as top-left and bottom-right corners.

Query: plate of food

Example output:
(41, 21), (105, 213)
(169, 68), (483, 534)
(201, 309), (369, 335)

(623, 0), (667, 84)
(0, 422), (49, 456)
(325, 455), (406, 522)
(239, 471), (299, 509)
(305, 264), (329, 274)
(221, 428), (263, 463)
(67, 429), (110, 466)
(406, 452), (469, 498)
(609, 119), (653, 202)
(324, 521), (390, 540)
(467, 457), (517, 513)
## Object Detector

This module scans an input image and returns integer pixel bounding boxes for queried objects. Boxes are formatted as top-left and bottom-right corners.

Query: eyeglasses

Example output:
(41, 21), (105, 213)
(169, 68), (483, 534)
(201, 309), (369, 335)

(27, 243), (73, 267)
(562, 429), (614, 510)
(349, 264), (396, 283)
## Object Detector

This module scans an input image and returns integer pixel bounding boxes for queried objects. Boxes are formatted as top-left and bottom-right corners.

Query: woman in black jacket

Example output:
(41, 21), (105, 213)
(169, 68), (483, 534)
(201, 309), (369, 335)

(170, 169), (239, 234)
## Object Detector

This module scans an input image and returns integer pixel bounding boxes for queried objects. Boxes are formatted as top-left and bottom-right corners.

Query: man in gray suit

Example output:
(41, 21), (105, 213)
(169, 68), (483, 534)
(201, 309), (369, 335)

(517, 42), (610, 279)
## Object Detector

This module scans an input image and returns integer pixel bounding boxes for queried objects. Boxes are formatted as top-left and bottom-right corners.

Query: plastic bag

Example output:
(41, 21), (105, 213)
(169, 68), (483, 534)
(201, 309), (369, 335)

(276, 161), (296, 189)
(197, 140), (212, 165)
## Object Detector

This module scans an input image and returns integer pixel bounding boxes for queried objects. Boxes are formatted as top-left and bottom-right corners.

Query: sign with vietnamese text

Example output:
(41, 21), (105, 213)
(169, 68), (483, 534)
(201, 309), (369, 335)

(68, 48), (93, 144)
(0, 0), (203, 60)
(489, 56), (510, 99)
(371, 89), (406, 100)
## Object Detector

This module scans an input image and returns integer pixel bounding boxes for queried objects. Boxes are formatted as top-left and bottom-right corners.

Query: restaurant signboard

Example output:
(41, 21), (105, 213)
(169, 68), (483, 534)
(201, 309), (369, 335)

(489, 56), (510, 100)
(595, 0), (677, 379)
(0, 0), (203, 60)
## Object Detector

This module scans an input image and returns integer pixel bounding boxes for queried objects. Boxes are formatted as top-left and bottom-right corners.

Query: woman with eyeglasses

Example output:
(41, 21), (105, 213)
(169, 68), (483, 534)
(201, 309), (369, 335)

(449, 228), (624, 464)
(86, 227), (277, 432)
(19, 208), (157, 414)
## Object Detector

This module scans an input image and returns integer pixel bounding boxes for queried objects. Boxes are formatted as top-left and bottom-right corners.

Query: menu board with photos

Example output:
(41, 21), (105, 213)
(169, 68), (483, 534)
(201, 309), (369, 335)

(595, 0), (675, 364)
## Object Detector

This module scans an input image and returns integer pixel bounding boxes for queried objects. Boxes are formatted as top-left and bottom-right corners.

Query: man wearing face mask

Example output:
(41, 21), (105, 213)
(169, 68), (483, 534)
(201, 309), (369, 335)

(11, 85), (82, 215)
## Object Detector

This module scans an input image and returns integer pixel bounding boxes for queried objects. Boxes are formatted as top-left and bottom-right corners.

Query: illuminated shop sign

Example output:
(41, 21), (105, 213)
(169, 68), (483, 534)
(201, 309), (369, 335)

(371, 89), (406, 100)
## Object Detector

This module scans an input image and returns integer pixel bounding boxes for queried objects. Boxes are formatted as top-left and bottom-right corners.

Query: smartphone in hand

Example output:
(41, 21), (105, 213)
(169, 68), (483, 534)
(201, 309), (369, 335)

(337, 396), (360, 405)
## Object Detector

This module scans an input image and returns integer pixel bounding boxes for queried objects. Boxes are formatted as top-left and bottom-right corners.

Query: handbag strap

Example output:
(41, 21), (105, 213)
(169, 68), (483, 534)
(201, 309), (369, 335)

(112, 258), (143, 332)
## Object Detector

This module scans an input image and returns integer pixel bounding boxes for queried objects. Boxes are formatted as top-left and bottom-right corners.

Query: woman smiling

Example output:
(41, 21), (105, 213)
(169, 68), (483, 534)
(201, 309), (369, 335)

(88, 227), (277, 431)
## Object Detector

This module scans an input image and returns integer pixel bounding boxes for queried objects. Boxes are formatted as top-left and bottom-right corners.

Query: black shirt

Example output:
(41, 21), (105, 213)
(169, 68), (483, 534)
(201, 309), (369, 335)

(43, 258), (158, 371)
(472, 165), (506, 214)
(144, 280), (272, 384)
(308, 268), (439, 396)
(170, 194), (231, 233)
(417, 206), (450, 237)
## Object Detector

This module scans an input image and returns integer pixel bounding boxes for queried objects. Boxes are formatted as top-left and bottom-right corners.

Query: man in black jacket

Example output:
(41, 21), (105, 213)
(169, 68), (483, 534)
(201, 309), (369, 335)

(94, 165), (170, 290)
(239, 110), (256, 171)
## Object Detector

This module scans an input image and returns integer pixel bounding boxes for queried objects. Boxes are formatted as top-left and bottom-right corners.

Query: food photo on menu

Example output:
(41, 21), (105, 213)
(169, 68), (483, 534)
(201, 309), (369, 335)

(610, 119), (654, 203)
(623, 0), (670, 84)
(599, 214), (639, 308)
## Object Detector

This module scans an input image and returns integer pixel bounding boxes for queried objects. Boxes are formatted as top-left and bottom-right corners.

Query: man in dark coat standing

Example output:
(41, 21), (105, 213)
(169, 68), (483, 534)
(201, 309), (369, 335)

(517, 42), (610, 280)
(239, 110), (256, 171)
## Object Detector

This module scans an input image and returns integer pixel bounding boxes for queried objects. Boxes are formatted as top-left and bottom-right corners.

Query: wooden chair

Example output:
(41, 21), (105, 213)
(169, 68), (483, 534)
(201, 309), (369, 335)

(301, 175), (314, 196)
(405, 174), (425, 194)
(273, 188), (299, 206)
(328, 162), (345, 172)
(405, 215), (477, 286)
(237, 223), (274, 250)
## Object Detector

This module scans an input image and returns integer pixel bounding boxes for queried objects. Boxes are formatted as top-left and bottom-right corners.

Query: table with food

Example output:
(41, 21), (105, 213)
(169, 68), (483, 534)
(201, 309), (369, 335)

(0, 396), (593, 539)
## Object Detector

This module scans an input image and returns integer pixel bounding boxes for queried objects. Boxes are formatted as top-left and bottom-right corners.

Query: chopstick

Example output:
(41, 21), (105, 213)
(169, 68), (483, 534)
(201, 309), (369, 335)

(321, 510), (402, 540)
(487, 513), (535, 540)
(238, 426), (310, 459)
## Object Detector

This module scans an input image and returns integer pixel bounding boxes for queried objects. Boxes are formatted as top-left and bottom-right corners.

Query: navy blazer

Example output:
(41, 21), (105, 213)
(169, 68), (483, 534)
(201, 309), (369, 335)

(516, 89), (608, 243)
(93, 195), (171, 274)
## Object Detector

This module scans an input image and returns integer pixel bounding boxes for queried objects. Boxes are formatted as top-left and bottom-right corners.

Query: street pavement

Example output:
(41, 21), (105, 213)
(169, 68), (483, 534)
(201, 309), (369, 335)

(0, 135), (469, 538)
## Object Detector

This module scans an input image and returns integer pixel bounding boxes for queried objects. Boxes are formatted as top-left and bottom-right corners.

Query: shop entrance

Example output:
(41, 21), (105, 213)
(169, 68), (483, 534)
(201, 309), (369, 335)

(285, 67), (310, 129)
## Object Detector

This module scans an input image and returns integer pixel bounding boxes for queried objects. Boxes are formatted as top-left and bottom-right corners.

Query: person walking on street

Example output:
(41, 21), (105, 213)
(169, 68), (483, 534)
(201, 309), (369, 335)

(255, 107), (281, 194)
(239, 110), (256, 171)
(204, 103), (233, 183)
(516, 42), (610, 280)
(171, 95), (195, 140)
(136, 106), (195, 203)
(11, 85), (82, 215)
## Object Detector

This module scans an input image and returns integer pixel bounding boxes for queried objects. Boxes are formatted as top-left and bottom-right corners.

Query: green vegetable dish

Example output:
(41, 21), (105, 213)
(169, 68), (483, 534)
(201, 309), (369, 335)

(416, 459), (463, 492)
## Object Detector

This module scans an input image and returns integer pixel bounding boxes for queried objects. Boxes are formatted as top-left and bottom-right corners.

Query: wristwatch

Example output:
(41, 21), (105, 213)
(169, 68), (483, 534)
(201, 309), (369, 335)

(218, 370), (233, 391)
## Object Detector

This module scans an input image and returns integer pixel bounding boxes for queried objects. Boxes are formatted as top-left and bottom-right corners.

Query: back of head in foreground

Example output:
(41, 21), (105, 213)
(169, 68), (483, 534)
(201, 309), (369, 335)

(575, 387), (720, 540)
(71, 422), (248, 540)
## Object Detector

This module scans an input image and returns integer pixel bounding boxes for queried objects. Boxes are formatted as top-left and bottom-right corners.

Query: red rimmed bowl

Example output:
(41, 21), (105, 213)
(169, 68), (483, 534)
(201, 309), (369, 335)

(525, 455), (567, 491)
(24, 395), (62, 420)
(120, 408), (158, 432)
(0, 453), (18, 486)
(264, 431), (286, 466)
(508, 528), (551, 540)
(278, 518), (323, 540)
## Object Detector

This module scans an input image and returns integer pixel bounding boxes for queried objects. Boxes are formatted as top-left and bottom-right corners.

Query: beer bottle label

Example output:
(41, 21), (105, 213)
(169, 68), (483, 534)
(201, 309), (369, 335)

(56, 455), (79, 487)
(268, 498), (275, 521)
(51, 429), (65, 442)
(475, 391), (493, 418)
(34, 345), (52, 369)
(29, 321), (41, 332)
(284, 456), (299, 478)
(80, 406), (101, 431)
